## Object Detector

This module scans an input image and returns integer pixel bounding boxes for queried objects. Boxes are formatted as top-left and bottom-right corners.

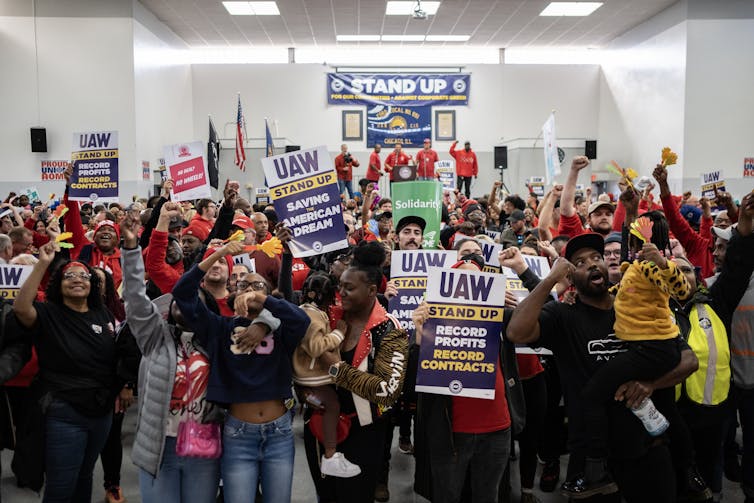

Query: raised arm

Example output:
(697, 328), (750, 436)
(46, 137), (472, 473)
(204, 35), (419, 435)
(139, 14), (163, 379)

(139, 179), (172, 248)
(537, 184), (563, 241)
(13, 240), (58, 328)
(120, 216), (171, 356)
(560, 156), (589, 218)
(145, 202), (183, 294)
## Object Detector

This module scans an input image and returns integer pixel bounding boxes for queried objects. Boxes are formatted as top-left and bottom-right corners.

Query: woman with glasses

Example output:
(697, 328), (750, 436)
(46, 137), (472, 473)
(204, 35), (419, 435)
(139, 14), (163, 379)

(14, 241), (121, 503)
(172, 241), (310, 503)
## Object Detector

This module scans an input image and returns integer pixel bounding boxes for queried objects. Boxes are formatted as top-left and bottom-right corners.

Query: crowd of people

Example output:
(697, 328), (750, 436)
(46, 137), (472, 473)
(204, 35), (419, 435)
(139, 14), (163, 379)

(0, 154), (751, 503)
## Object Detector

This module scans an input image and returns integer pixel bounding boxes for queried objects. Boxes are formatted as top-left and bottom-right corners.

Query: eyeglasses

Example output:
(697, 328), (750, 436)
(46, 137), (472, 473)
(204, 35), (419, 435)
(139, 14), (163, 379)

(237, 280), (267, 292)
(63, 271), (91, 281)
(335, 254), (352, 264)
(603, 250), (621, 258)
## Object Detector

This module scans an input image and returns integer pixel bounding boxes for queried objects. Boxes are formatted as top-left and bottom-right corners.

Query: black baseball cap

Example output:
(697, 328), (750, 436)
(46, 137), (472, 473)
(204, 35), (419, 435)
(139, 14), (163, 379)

(396, 215), (426, 233)
(564, 233), (605, 262)
(373, 211), (393, 221)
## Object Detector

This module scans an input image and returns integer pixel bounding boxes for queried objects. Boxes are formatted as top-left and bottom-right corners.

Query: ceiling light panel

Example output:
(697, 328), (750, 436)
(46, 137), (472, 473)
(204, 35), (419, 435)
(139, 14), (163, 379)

(385, 1), (441, 16)
(222, 2), (280, 16)
(425, 35), (470, 42)
(336, 35), (381, 42)
(381, 35), (427, 42)
(539, 2), (603, 16)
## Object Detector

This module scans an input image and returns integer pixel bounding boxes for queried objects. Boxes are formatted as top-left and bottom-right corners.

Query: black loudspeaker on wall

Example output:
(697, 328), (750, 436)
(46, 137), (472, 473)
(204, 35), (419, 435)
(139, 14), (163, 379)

(30, 128), (47, 153)
(285, 145), (301, 152)
(494, 146), (508, 170)
(585, 140), (597, 159)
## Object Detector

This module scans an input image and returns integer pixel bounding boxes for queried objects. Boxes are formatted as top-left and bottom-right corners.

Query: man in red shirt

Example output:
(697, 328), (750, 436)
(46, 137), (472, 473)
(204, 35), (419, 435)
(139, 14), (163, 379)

(449, 140), (478, 198)
(416, 138), (439, 180)
(367, 144), (382, 183)
(334, 143), (360, 199)
(384, 143), (411, 184)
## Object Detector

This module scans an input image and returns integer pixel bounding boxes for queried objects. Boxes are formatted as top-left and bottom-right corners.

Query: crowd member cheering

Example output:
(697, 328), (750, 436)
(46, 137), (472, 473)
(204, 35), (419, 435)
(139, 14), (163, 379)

(172, 240), (310, 503)
(507, 235), (699, 502)
(120, 216), (223, 503)
(14, 240), (121, 503)
(303, 242), (408, 503)
(670, 193), (754, 501)
(448, 140), (478, 198)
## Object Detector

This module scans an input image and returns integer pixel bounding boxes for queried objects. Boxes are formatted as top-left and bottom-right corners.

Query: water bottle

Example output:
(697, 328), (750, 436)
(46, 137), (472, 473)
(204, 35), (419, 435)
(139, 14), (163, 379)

(631, 397), (669, 436)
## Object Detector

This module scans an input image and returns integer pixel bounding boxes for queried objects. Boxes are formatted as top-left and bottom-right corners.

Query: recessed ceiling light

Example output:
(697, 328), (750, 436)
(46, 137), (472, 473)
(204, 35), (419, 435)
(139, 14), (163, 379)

(385, 1), (441, 16)
(222, 2), (280, 16)
(381, 35), (427, 42)
(425, 35), (470, 42)
(539, 2), (603, 16)
(336, 35), (381, 42)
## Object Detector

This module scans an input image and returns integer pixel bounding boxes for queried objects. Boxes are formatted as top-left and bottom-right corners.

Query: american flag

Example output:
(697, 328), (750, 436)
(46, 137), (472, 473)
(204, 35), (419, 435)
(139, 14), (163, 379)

(235, 94), (246, 172)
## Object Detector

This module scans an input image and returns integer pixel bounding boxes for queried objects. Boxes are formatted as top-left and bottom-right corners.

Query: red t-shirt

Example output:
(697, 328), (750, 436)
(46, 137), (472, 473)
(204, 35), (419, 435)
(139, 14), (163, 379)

(367, 152), (382, 182)
(452, 359), (511, 433)
(516, 354), (544, 380)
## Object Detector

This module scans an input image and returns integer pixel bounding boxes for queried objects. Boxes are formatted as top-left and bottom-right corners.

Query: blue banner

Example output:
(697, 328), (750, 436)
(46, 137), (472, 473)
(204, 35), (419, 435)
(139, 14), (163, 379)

(416, 267), (507, 399)
(260, 145), (348, 258)
(328, 74), (470, 106)
(367, 105), (431, 149)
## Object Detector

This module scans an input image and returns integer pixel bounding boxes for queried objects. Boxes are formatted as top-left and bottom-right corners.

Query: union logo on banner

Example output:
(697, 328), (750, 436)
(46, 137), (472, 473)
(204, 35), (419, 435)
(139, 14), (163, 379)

(744, 157), (754, 178)
(178, 145), (191, 157)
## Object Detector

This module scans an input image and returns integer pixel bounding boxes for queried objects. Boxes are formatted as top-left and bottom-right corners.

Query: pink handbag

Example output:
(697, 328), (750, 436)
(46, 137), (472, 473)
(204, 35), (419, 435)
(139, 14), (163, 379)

(175, 343), (222, 459)
(176, 419), (221, 459)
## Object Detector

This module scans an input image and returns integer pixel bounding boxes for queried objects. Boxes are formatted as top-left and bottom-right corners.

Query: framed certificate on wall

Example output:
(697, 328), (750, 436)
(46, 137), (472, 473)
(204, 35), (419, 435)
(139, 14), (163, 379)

(342, 110), (363, 141)
(435, 110), (455, 141)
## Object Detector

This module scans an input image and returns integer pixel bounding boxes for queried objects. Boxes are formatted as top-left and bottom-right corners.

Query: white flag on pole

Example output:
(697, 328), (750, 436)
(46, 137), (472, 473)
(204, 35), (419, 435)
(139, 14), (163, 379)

(542, 113), (560, 184)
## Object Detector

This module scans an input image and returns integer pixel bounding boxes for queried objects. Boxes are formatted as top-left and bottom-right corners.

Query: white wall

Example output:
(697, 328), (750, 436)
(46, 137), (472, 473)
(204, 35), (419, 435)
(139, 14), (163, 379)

(0, 1), (138, 197)
(190, 63), (600, 200)
(683, 18), (754, 192)
(132, 3), (194, 198)
(599, 21), (688, 194)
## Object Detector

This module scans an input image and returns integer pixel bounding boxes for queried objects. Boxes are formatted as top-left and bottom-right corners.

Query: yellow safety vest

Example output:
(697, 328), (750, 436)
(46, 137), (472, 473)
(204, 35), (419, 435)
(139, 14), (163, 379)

(676, 304), (730, 405)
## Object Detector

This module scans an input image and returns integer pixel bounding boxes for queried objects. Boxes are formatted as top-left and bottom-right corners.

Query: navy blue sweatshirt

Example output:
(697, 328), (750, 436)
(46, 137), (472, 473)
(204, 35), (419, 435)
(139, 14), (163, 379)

(172, 265), (310, 405)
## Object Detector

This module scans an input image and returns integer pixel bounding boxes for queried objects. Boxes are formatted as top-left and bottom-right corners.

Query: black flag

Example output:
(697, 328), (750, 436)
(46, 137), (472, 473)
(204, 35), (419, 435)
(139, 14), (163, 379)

(207, 116), (220, 189)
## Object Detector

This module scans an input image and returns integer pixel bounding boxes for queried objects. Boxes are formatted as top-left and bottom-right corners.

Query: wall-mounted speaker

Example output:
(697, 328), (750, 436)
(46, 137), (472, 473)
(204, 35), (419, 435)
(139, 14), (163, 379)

(31, 128), (47, 153)
(494, 146), (508, 170)
(585, 140), (597, 159)
(285, 145), (300, 152)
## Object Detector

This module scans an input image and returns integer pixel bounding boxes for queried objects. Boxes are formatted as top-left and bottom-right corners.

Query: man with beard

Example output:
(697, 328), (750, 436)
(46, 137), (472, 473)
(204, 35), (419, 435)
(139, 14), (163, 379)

(394, 216), (425, 251)
(507, 234), (699, 502)
(559, 156), (614, 239)
(501, 210), (528, 249)
(603, 232), (622, 286)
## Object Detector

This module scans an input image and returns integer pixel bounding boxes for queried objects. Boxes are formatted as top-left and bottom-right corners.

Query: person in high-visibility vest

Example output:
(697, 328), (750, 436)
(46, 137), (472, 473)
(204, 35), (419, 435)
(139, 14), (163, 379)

(670, 192), (754, 502)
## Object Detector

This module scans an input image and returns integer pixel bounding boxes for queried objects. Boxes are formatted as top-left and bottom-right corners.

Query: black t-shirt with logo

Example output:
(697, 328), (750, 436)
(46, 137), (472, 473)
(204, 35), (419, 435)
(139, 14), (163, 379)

(537, 299), (658, 461)
(33, 302), (118, 417)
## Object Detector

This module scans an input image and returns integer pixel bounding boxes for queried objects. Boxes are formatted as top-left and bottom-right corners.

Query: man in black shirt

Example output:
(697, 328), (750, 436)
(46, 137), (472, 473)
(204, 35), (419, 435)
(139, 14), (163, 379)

(507, 234), (698, 502)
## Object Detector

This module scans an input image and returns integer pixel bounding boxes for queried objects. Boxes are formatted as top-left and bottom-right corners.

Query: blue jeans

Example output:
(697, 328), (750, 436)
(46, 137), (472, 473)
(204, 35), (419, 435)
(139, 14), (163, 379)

(139, 436), (220, 503)
(430, 427), (512, 503)
(338, 179), (353, 199)
(222, 411), (295, 503)
(43, 399), (112, 503)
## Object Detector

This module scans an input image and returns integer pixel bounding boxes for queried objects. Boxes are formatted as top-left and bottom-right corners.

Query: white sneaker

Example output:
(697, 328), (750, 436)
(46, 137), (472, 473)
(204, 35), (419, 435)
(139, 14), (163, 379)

(321, 452), (362, 478)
